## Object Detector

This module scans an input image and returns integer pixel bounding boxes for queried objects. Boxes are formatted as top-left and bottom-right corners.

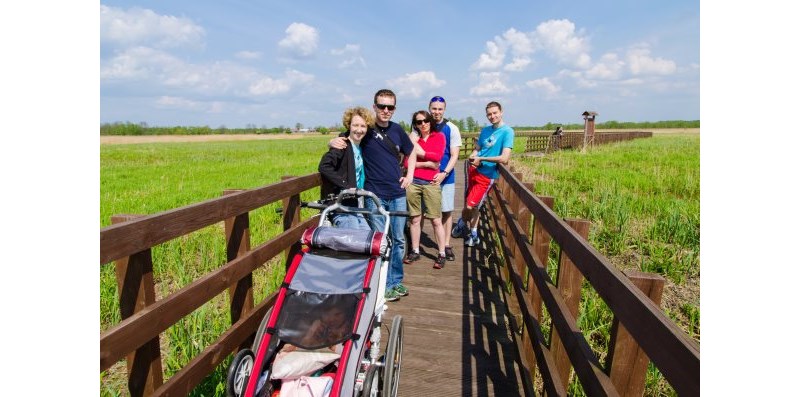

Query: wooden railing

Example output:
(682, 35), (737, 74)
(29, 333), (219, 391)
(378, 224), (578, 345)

(458, 130), (652, 158)
(100, 174), (321, 396)
(483, 164), (699, 396)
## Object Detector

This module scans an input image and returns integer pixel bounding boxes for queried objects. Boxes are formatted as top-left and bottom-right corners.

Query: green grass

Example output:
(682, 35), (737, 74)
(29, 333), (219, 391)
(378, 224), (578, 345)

(100, 137), (333, 396)
(512, 134), (699, 396)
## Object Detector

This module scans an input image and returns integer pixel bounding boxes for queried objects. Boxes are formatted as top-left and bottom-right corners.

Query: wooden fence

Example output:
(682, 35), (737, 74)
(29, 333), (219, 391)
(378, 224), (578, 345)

(483, 164), (699, 396)
(458, 130), (652, 158)
(100, 174), (322, 396)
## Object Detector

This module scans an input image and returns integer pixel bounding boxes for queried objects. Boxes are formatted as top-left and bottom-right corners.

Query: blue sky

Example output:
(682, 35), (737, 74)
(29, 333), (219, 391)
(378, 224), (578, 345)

(100, 0), (699, 128)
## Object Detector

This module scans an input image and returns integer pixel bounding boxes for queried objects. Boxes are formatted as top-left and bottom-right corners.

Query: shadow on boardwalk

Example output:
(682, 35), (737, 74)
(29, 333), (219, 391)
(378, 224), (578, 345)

(389, 197), (526, 396)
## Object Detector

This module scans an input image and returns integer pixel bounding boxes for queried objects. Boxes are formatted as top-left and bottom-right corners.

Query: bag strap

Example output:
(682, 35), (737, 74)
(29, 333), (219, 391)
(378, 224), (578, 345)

(373, 126), (402, 164)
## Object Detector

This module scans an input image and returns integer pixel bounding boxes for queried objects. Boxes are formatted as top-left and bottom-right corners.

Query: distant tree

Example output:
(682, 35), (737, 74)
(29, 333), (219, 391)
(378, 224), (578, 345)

(295, 122), (303, 131)
(398, 120), (410, 132)
(450, 118), (465, 132)
(465, 116), (477, 132)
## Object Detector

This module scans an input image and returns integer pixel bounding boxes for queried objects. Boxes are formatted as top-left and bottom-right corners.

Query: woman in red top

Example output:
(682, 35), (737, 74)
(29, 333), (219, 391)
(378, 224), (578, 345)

(403, 110), (448, 269)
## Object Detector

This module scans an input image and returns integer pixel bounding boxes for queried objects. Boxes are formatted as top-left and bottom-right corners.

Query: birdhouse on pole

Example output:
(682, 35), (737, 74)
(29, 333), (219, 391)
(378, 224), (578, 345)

(581, 111), (598, 152)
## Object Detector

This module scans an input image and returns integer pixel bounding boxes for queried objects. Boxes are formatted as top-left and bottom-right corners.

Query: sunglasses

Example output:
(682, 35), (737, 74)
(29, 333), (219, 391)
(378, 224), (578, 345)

(414, 119), (431, 125)
(375, 104), (396, 111)
(430, 96), (445, 103)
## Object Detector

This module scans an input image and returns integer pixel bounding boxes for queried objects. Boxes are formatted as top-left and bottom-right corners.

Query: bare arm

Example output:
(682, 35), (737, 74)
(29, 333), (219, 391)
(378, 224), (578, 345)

(431, 142), (461, 185)
(474, 147), (512, 165)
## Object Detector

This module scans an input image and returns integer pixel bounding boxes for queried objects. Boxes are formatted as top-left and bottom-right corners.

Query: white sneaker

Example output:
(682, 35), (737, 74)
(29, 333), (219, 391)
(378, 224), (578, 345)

(465, 234), (480, 247)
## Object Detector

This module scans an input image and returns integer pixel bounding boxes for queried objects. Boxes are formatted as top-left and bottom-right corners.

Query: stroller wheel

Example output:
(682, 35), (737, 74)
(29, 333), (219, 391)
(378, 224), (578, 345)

(225, 349), (254, 397)
(382, 315), (404, 397)
(360, 364), (382, 397)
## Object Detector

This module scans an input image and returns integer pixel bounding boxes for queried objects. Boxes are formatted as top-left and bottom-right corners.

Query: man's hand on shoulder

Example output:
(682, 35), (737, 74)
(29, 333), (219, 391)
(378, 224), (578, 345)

(329, 137), (347, 149)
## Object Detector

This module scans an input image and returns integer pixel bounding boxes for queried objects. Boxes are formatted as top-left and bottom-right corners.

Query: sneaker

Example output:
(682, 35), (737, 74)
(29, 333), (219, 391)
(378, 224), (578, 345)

(403, 251), (421, 264)
(465, 233), (480, 247)
(451, 218), (467, 238)
(433, 254), (446, 269)
(384, 288), (401, 302)
(444, 246), (455, 261)
(393, 284), (409, 296)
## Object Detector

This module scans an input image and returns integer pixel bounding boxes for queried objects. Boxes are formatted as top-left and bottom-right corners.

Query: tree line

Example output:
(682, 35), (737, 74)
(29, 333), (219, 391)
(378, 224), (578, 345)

(100, 119), (699, 136)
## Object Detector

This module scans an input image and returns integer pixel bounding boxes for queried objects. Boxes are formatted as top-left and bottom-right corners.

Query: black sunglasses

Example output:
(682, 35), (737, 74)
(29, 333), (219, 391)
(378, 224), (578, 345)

(375, 104), (396, 111)
(430, 96), (445, 103)
(414, 119), (431, 125)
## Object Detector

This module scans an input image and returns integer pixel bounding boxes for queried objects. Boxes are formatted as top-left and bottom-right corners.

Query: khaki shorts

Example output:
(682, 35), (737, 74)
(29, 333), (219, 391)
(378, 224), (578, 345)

(406, 182), (442, 219)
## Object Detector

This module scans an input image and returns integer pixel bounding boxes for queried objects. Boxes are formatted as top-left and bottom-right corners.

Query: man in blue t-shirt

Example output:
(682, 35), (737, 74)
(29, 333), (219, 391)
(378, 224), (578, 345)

(452, 101), (514, 247)
(329, 89), (417, 302)
(427, 96), (462, 261)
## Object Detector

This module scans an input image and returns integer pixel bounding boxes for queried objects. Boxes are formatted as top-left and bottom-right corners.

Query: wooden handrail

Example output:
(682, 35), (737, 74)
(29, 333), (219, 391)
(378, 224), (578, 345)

(100, 173), (321, 264)
(491, 165), (700, 395)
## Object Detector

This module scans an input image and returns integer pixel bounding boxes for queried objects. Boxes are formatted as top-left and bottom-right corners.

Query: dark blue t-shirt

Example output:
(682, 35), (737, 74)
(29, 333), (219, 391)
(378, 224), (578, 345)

(360, 121), (414, 200)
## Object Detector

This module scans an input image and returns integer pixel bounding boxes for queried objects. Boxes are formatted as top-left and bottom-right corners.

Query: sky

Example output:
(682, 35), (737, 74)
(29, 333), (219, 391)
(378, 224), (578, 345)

(99, 0), (700, 129)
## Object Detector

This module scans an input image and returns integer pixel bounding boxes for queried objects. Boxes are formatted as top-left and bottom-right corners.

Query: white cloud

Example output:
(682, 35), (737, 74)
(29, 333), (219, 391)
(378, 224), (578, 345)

(101, 46), (314, 97)
(627, 46), (676, 75)
(535, 19), (591, 68)
(100, 5), (205, 49)
(471, 28), (535, 72)
(502, 28), (535, 56)
(278, 22), (319, 59)
(505, 57), (531, 72)
(584, 53), (625, 80)
(526, 77), (561, 97)
(249, 69), (314, 95)
(155, 95), (202, 109)
(471, 41), (505, 70)
(470, 72), (512, 96)
(386, 71), (446, 98)
(235, 51), (262, 60)
(331, 44), (366, 68)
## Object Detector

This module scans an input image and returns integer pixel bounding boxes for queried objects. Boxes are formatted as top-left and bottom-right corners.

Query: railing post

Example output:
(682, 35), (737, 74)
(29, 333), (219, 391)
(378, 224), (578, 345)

(111, 215), (163, 397)
(606, 271), (666, 397)
(281, 176), (302, 269)
(222, 189), (254, 347)
(529, 195), (554, 323)
(516, 181), (537, 379)
(549, 218), (591, 391)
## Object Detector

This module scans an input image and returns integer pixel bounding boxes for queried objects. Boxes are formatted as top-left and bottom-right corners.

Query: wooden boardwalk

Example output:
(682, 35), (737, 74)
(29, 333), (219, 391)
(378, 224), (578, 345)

(386, 177), (527, 397)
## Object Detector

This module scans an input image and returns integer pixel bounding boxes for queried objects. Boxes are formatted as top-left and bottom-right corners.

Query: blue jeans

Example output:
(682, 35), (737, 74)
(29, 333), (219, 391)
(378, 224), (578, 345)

(365, 196), (407, 289)
(331, 213), (370, 230)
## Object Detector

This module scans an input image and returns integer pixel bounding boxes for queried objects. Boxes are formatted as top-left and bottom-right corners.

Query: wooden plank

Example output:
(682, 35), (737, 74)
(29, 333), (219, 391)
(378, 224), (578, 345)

(498, 165), (699, 396)
(100, 174), (320, 264)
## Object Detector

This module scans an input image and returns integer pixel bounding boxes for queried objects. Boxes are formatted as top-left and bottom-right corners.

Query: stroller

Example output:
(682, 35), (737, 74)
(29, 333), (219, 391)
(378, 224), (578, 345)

(225, 189), (404, 397)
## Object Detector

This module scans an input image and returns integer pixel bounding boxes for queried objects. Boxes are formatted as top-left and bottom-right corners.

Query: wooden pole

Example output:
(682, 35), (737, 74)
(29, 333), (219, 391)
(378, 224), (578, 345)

(111, 215), (163, 397)
(549, 218), (592, 391)
(222, 189), (254, 349)
(281, 176), (302, 269)
(606, 271), (666, 397)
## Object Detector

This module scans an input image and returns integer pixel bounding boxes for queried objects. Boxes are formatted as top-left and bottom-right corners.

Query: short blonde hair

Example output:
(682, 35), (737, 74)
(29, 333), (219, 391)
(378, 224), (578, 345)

(342, 106), (375, 130)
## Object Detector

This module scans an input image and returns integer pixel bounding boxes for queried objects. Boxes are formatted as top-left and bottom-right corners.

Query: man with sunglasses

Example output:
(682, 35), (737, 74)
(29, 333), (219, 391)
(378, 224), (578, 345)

(452, 101), (514, 247)
(427, 96), (462, 261)
(329, 89), (417, 302)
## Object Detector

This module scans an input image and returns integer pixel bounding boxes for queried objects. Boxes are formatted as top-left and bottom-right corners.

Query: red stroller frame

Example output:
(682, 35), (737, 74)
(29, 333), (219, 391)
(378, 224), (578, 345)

(226, 189), (404, 397)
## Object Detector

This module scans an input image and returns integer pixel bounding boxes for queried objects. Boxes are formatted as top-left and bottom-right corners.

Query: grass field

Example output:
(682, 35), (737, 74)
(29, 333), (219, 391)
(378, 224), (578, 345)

(100, 131), (699, 396)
